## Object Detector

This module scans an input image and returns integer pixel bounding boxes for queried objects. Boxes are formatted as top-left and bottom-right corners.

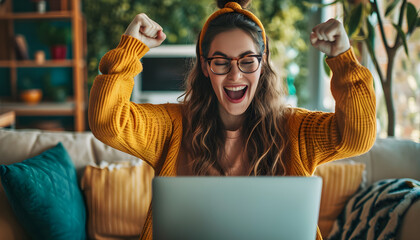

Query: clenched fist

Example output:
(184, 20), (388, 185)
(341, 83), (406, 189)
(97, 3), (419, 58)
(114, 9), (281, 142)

(310, 19), (350, 57)
(124, 13), (166, 48)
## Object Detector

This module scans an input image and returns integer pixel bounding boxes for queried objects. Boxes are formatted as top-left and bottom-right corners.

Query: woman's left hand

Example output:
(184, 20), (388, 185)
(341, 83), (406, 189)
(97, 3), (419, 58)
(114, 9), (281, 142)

(310, 19), (351, 57)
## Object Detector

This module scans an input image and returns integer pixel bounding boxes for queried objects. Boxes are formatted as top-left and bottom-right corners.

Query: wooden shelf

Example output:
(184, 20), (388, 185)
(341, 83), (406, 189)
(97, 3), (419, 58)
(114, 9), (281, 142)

(0, 0), (86, 131)
(0, 60), (74, 67)
(0, 101), (76, 116)
(0, 11), (72, 20)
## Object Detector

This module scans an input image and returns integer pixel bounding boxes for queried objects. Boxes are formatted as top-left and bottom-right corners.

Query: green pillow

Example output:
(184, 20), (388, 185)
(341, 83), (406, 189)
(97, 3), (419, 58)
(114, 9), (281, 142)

(0, 142), (86, 240)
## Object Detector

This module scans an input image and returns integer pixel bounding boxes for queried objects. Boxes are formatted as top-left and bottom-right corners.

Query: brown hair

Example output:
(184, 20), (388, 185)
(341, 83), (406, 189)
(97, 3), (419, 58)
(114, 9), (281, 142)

(182, 1), (291, 176)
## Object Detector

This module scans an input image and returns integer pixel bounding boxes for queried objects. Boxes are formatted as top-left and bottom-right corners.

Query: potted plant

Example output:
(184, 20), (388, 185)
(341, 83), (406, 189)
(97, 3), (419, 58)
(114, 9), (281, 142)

(37, 22), (72, 60)
(42, 73), (68, 102)
(312, 0), (419, 136)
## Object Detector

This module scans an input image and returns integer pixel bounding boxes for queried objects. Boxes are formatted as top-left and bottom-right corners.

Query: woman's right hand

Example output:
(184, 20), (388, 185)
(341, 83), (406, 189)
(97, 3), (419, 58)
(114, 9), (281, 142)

(124, 13), (166, 48)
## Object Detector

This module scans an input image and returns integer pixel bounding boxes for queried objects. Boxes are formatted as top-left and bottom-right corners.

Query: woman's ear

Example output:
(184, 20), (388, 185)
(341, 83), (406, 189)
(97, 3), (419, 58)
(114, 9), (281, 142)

(200, 56), (209, 78)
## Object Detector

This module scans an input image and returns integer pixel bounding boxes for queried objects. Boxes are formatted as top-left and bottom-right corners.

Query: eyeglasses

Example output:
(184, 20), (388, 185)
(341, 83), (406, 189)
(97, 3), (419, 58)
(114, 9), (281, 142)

(206, 55), (263, 75)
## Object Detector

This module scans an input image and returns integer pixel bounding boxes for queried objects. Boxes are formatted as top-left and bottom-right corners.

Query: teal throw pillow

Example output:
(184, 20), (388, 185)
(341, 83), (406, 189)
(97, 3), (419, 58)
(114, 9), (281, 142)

(0, 142), (86, 240)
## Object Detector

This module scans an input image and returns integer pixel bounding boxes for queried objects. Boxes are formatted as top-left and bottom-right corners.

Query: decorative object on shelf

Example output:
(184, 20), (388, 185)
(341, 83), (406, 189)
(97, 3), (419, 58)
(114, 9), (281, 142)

(50, 45), (67, 59)
(31, 0), (47, 13)
(34, 50), (45, 64)
(0, 0), (7, 14)
(42, 73), (68, 102)
(49, 0), (68, 11)
(46, 84), (67, 102)
(36, 21), (71, 60)
(19, 77), (42, 104)
(14, 34), (29, 60)
(50, 87), (67, 102)
(20, 89), (43, 104)
(33, 120), (65, 131)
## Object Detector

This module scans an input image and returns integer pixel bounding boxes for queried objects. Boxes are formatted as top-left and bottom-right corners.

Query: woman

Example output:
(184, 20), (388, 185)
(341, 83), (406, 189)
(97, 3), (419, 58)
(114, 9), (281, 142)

(89, 0), (376, 239)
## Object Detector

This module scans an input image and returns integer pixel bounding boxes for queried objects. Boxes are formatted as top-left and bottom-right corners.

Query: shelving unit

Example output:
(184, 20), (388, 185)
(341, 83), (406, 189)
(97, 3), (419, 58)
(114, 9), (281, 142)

(0, 0), (86, 131)
(0, 11), (73, 20)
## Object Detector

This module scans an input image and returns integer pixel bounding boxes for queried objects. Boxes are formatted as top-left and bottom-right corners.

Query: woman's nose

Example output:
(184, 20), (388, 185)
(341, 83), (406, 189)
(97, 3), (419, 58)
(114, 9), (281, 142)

(227, 61), (242, 80)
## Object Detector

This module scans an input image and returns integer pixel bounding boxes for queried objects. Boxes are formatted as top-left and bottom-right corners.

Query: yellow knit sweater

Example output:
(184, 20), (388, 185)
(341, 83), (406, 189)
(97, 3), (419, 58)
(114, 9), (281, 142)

(89, 35), (376, 240)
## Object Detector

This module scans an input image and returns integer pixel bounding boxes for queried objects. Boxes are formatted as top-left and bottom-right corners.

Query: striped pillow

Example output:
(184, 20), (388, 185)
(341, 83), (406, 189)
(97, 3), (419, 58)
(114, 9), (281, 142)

(81, 161), (154, 239)
(314, 162), (366, 238)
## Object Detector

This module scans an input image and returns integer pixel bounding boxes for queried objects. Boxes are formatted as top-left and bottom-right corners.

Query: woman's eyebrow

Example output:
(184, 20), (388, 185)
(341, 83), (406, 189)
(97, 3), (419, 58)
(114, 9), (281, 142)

(212, 51), (227, 57)
(211, 50), (256, 57)
(239, 50), (255, 57)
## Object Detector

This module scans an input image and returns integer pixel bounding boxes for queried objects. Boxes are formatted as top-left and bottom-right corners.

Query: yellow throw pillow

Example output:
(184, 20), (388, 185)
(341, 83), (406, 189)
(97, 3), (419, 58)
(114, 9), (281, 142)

(314, 162), (366, 238)
(81, 161), (154, 240)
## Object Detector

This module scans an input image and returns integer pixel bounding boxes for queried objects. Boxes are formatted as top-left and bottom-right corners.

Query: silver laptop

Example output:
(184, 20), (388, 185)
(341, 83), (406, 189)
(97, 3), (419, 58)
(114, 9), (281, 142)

(152, 176), (322, 240)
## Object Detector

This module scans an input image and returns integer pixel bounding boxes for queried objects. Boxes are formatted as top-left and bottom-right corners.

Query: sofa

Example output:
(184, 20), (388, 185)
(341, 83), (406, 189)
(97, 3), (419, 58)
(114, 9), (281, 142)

(0, 128), (419, 240)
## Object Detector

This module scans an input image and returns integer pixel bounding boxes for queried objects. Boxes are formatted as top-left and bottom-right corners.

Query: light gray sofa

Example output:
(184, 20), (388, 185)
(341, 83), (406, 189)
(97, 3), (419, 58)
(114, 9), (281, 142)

(0, 129), (419, 239)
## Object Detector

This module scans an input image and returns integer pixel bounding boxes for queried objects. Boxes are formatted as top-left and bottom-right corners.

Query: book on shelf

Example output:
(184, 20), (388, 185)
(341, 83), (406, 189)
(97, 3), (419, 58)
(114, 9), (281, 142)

(14, 34), (29, 60)
(0, 21), (9, 60)
(0, 0), (8, 14)
(49, 0), (69, 11)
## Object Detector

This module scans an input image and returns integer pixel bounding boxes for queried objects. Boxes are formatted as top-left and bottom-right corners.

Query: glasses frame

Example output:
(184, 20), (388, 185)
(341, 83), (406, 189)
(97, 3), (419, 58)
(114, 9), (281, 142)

(205, 54), (263, 75)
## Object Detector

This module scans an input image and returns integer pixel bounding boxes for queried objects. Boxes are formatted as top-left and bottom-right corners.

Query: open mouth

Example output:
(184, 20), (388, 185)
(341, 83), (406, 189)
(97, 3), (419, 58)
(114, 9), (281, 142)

(224, 86), (248, 102)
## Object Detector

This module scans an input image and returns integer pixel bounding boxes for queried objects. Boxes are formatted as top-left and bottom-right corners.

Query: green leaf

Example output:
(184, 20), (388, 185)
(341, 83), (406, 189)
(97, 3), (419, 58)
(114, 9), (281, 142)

(302, 0), (341, 9)
(365, 1), (374, 15)
(348, 3), (363, 38)
(366, 17), (375, 49)
(406, 3), (418, 34)
(323, 54), (331, 77)
(385, 0), (401, 16)
(393, 23), (409, 57)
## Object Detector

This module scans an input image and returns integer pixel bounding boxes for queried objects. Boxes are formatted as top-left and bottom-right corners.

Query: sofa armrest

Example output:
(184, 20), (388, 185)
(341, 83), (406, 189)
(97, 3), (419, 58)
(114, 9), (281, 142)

(397, 200), (420, 240)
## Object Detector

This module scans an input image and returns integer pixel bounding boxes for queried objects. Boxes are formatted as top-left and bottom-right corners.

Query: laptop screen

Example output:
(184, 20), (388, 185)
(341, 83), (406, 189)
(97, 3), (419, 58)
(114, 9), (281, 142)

(153, 176), (322, 240)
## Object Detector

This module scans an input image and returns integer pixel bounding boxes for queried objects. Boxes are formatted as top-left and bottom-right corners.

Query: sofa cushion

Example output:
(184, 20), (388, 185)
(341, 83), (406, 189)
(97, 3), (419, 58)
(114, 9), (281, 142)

(0, 182), (29, 240)
(314, 161), (366, 238)
(342, 137), (420, 185)
(328, 178), (420, 240)
(0, 143), (86, 240)
(0, 129), (141, 180)
(81, 160), (154, 239)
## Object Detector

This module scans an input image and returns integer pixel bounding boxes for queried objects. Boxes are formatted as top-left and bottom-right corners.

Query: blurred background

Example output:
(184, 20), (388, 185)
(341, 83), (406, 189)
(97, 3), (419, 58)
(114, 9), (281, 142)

(0, 0), (418, 142)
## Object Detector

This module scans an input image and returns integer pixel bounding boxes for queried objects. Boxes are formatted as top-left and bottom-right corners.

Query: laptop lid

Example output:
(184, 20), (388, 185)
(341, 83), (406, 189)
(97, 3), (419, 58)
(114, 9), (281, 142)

(152, 176), (322, 240)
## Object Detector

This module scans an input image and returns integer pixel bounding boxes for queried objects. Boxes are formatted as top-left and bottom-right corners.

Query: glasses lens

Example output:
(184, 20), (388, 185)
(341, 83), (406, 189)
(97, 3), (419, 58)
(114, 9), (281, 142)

(211, 58), (230, 74)
(238, 56), (259, 73)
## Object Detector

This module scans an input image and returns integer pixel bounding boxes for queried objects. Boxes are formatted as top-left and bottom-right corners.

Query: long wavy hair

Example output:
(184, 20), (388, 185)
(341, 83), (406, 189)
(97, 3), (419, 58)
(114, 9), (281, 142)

(182, 12), (291, 176)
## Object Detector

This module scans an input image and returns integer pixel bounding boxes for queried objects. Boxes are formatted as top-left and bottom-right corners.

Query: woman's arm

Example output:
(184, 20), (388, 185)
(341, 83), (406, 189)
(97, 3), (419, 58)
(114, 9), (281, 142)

(288, 19), (376, 173)
(88, 14), (171, 169)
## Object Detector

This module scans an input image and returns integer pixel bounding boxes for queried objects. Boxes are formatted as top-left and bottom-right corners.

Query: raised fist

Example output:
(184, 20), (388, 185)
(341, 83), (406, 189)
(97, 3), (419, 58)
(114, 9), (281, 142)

(310, 19), (351, 57)
(124, 13), (166, 48)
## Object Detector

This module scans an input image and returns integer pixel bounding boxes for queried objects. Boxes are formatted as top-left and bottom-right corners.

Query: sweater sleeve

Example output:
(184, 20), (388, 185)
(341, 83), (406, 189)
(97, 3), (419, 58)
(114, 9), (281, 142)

(88, 35), (174, 170)
(288, 48), (376, 173)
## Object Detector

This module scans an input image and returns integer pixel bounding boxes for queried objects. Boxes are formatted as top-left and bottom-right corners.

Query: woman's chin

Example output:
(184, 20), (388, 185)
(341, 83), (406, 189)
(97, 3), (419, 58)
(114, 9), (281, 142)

(221, 100), (249, 116)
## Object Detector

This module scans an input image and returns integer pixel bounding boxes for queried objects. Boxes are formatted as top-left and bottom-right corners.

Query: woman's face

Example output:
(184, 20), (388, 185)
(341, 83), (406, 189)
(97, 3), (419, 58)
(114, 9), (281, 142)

(202, 29), (262, 118)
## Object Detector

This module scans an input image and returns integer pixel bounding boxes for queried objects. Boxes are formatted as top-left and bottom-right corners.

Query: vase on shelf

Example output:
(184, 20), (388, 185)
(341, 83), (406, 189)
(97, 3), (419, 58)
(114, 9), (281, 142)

(20, 89), (43, 105)
(31, 0), (46, 13)
(50, 45), (67, 60)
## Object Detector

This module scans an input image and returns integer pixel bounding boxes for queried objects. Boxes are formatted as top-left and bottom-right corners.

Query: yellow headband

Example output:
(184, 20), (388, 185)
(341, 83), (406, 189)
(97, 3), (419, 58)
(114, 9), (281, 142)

(199, 2), (267, 56)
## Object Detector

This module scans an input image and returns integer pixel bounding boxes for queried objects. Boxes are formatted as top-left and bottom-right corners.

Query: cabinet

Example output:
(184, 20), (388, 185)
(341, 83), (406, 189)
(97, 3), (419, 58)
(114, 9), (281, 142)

(0, 0), (86, 131)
